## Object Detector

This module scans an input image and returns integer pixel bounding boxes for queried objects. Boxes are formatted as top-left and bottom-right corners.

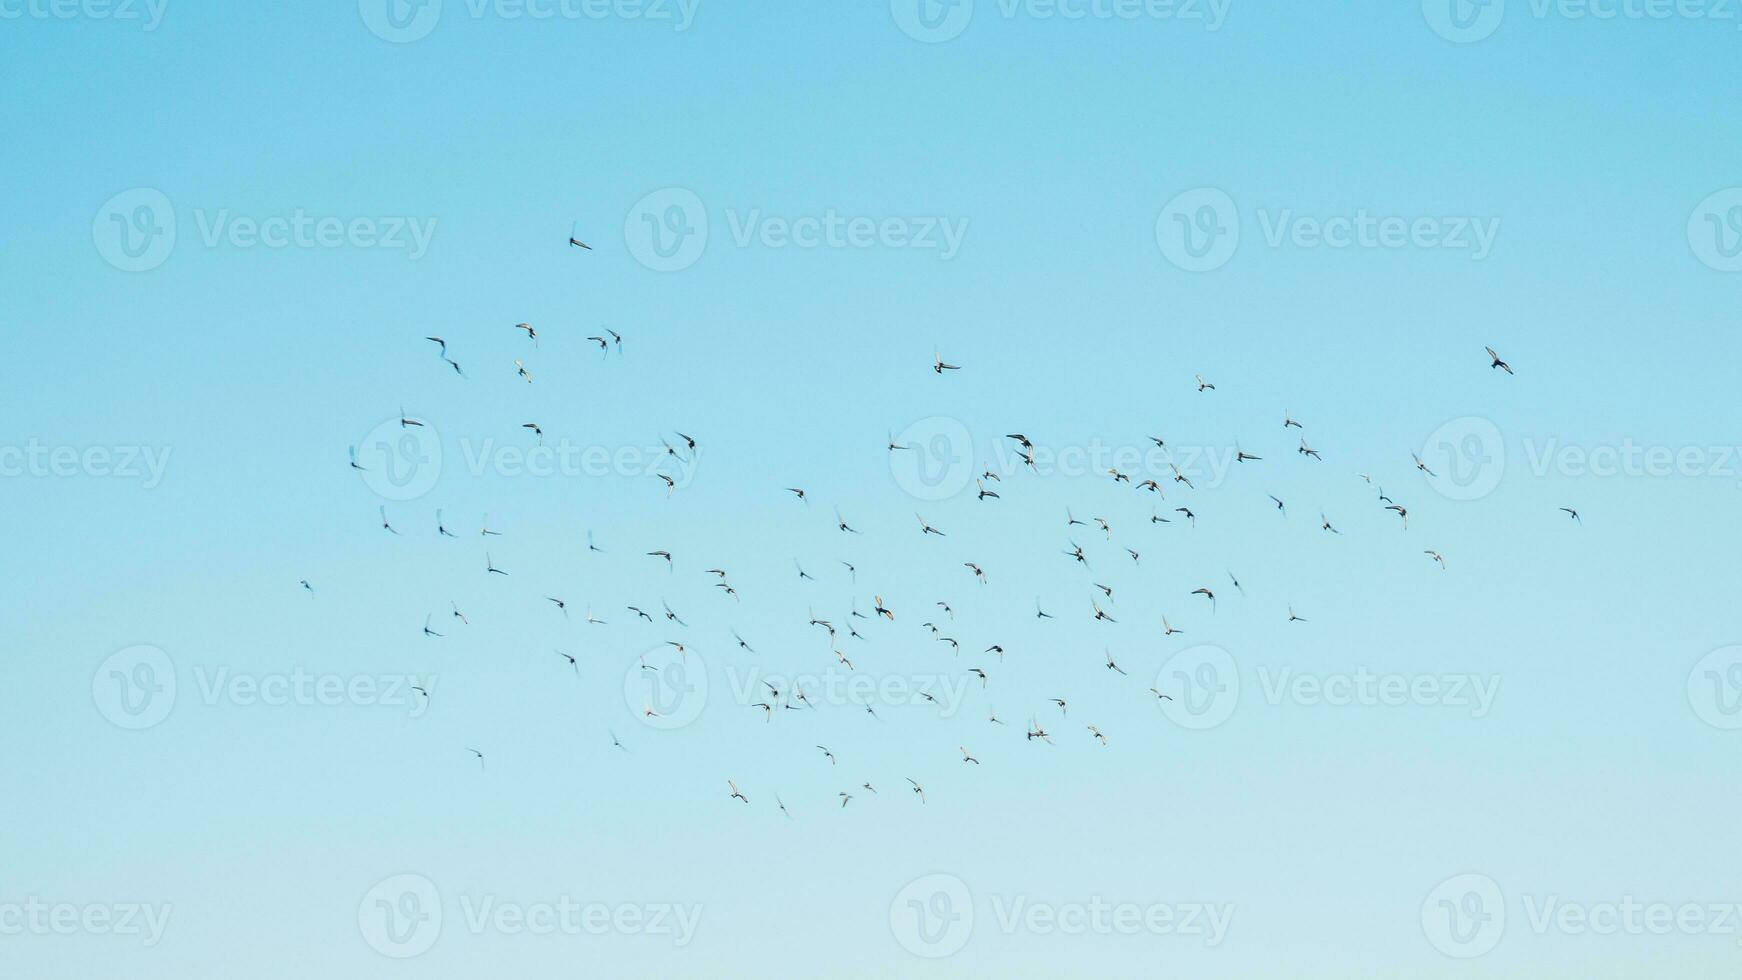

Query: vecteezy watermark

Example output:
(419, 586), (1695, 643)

(92, 189), (437, 271)
(358, 874), (701, 957)
(886, 416), (1245, 501)
(1422, 873), (1506, 958)
(359, 0), (699, 43)
(92, 645), (438, 729)
(1152, 645), (1501, 731)
(0, 0), (168, 29)
(1424, 0), (1742, 44)
(1688, 188), (1742, 272)
(1419, 416), (1506, 501)
(1422, 873), (1742, 958)
(0, 898), (173, 947)
(624, 645), (709, 730)
(92, 645), (177, 731)
(889, 0), (1229, 43)
(1420, 417), (1742, 502)
(352, 418), (698, 503)
(1156, 187), (1499, 271)
(889, 873), (1233, 958)
(724, 666), (975, 719)
(622, 187), (968, 272)
(1688, 646), (1742, 730)
(0, 440), (172, 489)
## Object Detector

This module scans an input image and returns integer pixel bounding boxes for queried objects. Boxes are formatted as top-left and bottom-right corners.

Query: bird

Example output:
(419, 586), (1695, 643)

(1560, 507), (1581, 524)
(1191, 587), (1216, 610)
(1104, 649), (1127, 675)
(1424, 550), (1446, 569)
(569, 236), (591, 249)
(964, 562), (986, 584)
(838, 792), (853, 808)
(1385, 504), (1409, 529)
(450, 602), (468, 625)
(555, 650), (577, 673)
(485, 553), (507, 575)
(817, 746), (836, 766)
(1196, 374), (1215, 391)
(1287, 606), (1307, 623)
(348, 445), (365, 470)
(1486, 346), (1513, 374)
(960, 747), (980, 765)
(834, 507), (860, 533)
(514, 359), (532, 383)
(522, 422), (544, 445)
(378, 506), (398, 535)
(1087, 725), (1107, 746)
(786, 487), (808, 504)
(647, 550), (673, 569)
(299, 580), (312, 592)
(1235, 446), (1262, 462)
(422, 614), (443, 638)
(467, 748), (485, 770)
(969, 667), (989, 685)
(1269, 495), (1287, 516)
(1321, 513), (1340, 534)
(873, 596), (894, 621)
(609, 730), (625, 751)
(906, 778), (926, 803)
(398, 405), (422, 428)
(425, 336), (446, 354)
(1161, 615), (1183, 636)
(1035, 598), (1053, 620)
(933, 350), (961, 373)
(728, 780), (749, 803)
(436, 509), (457, 538)
(514, 322), (538, 345)
(1298, 439), (1321, 460)
(916, 513), (945, 536)
(1284, 411), (1302, 429)
(1412, 452), (1436, 477)
(1050, 698), (1068, 715)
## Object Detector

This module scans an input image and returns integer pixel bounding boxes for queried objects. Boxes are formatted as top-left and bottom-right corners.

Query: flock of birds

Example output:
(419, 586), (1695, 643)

(328, 250), (1577, 814)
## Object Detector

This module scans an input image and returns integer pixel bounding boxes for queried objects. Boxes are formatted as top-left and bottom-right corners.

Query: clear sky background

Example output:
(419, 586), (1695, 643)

(5, 2), (1742, 976)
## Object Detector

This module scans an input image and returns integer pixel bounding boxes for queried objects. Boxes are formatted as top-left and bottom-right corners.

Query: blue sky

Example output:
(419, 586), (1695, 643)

(5, 2), (1742, 976)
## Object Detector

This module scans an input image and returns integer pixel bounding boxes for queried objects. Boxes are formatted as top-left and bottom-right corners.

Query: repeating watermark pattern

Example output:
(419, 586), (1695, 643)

(0, 898), (172, 947)
(359, 874), (700, 957)
(889, 872), (1233, 957)
(0, 0), (167, 29)
(93, 189), (437, 271)
(92, 646), (437, 729)
(0, 440), (172, 489)
(359, 874), (444, 959)
(889, 0), (1230, 43)
(1424, 0), (1742, 44)
(887, 416), (1245, 501)
(1423, 873), (1742, 958)
(623, 187), (968, 272)
(92, 645), (177, 731)
(1422, 873), (1506, 958)
(92, 188), (176, 273)
(1154, 646), (1501, 730)
(353, 419), (699, 503)
(1421, 416), (1742, 502)
(1157, 188), (1499, 271)
(624, 646), (709, 730)
(1688, 646), (1742, 730)
(359, 0), (698, 42)
(1419, 416), (1506, 502)
(725, 666), (975, 719)
(1688, 188), (1742, 272)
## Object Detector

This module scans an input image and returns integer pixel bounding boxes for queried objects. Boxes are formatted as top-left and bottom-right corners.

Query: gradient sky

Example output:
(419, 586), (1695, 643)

(6, 2), (1742, 977)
